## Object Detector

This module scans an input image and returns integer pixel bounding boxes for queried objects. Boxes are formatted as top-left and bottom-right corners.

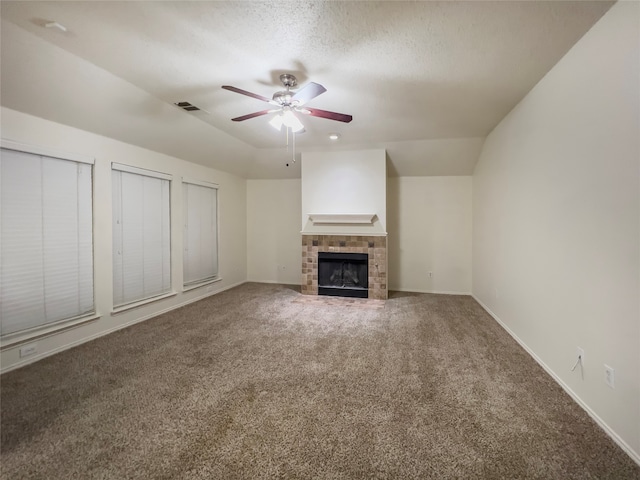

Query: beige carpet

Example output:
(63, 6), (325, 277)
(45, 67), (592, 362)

(1, 283), (638, 479)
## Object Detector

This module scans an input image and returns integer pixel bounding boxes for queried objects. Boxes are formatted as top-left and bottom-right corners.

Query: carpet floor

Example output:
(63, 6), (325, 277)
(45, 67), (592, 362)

(1, 283), (639, 479)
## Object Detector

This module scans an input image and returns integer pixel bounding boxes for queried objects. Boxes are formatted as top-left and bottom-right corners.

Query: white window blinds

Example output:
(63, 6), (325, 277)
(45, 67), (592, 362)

(183, 181), (218, 286)
(112, 165), (171, 307)
(0, 147), (94, 337)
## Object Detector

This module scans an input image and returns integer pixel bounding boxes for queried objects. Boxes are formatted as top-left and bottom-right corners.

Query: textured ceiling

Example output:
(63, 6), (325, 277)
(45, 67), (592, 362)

(0, 1), (613, 178)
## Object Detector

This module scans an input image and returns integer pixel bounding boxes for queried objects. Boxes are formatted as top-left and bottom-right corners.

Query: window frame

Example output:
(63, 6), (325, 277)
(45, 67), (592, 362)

(0, 139), (98, 348)
(182, 178), (220, 291)
(111, 162), (174, 312)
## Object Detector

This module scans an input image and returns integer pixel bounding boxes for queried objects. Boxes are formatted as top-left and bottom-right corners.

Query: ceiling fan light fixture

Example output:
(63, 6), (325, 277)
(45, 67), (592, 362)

(282, 110), (305, 133)
(269, 114), (283, 131)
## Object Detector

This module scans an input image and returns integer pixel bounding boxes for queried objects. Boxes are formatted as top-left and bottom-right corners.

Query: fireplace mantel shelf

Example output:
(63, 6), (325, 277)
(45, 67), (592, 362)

(308, 213), (376, 225)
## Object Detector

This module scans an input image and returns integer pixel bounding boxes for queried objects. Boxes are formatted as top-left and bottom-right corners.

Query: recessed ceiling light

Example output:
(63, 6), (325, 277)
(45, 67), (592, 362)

(44, 21), (67, 32)
(328, 133), (340, 140)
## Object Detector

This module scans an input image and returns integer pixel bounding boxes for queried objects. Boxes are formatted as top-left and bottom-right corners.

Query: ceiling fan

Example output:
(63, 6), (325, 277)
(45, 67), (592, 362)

(222, 74), (352, 132)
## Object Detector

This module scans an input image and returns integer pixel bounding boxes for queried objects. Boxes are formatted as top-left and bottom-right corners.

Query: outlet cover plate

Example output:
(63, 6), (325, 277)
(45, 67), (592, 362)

(604, 364), (615, 389)
(19, 343), (38, 358)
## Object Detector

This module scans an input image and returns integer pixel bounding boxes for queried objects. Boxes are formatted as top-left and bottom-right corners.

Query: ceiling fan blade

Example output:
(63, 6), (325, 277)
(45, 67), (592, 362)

(291, 82), (327, 106)
(231, 109), (276, 122)
(302, 107), (353, 123)
(222, 85), (277, 104)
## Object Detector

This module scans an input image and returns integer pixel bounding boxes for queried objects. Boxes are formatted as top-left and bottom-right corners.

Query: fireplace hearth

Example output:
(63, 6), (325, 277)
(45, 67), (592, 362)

(318, 252), (368, 298)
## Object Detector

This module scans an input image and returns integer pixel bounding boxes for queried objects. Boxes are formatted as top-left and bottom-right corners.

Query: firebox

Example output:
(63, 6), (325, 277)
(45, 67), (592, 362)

(318, 252), (368, 298)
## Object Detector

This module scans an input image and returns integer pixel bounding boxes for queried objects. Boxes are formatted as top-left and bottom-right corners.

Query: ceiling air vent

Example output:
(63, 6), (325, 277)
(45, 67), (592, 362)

(174, 101), (201, 112)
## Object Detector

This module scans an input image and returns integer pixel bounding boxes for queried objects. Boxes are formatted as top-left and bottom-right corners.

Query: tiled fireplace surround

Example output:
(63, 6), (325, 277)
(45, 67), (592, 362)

(301, 235), (388, 300)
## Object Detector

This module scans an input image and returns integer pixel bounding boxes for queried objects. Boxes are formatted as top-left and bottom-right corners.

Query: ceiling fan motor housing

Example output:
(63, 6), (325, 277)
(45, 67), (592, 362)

(273, 74), (298, 105)
(273, 90), (294, 105)
(279, 73), (297, 88)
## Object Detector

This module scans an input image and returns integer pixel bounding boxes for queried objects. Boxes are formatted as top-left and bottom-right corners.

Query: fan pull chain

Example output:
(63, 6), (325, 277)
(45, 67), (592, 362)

(292, 128), (296, 163)
(284, 127), (297, 167)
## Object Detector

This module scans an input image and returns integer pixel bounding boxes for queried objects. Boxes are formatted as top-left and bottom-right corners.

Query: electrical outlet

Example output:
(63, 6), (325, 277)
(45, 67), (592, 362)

(19, 343), (38, 358)
(576, 347), (585, 365)
(604, 365), (615, 389)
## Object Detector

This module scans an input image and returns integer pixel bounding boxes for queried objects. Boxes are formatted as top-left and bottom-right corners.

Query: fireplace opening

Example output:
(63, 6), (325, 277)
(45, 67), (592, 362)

(318, 252), (368, 298)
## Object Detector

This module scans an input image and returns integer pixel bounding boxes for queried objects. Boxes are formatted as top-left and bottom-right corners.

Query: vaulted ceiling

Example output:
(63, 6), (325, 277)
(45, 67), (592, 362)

(0, 1), (613, 178)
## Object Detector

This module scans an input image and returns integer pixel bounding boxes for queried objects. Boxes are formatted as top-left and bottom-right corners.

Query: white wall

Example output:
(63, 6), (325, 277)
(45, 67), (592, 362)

(301, 149), (387, 235)
(247, 176), (473, 292)
(472, 1), (640, 462)
(388, 177), (472, 294)
(247, 179), (302, 285)
(0, 107), (247, 372)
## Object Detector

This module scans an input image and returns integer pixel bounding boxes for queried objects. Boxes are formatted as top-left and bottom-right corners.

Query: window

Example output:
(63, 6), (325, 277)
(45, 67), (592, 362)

(112, 164), (171, 308)
(182, 181), (218, 287)
(0, 145), (94, 338)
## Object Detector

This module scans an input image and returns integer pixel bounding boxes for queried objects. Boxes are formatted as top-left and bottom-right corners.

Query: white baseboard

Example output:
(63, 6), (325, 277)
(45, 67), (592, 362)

(1, 280), (246, 374)
(471, 294), (640, 467)
(391, 287), (472, 295)
(246, 279), (276, 284)
(246, 279), (301, 285)
(248, 284), (468, 295)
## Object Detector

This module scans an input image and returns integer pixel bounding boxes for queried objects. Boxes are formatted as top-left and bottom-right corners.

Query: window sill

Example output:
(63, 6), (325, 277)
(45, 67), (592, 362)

(112, 291), (178, 315)
(183, 277), (222, 292)
(1, 313), (101, 350)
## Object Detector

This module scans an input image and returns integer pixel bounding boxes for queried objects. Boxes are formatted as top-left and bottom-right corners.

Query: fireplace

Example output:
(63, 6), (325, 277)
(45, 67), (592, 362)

(318, 252), (368, 298)
(301, 235), (387, 300)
